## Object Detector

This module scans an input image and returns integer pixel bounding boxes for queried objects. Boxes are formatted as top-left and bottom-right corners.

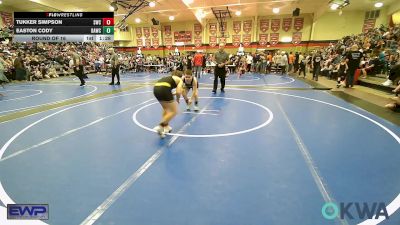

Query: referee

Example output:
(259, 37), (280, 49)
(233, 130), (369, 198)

(69, 48), (85, 87)
(109, 48), (120, 85)
(212, 43), (229, 93)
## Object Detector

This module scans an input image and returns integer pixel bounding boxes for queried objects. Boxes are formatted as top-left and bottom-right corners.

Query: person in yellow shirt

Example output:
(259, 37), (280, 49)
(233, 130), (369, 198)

(153, 70), (184, 138)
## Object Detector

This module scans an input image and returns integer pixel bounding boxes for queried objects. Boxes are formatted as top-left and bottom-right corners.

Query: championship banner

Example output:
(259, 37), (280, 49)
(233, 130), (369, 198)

(233, 21), (241, 34)
(292, 32), (302, 44)
(259, 33), (268, 46)
(151, 26), (158, 38)
(232, 34), (241, 47)
(164, 25), (171, 36)
(194, 36), (202, 47)
(259, 19), (269, 32)
(136, 27), (142, 38)
(209, 23), (217, 35)
(143, 27), (150, 38)
(174, 31), (192, 43)
(152, 38), (159, 48)
(194, 23), (202, 35)
(0, 12), (13, 28)
(164, 37), (172, 49)
(137, 39), (143, 47)
(243, 34), (251, 46)
(145, 38), (151, 48)
(271, 19), (280, 32)
(219, 37), (226, 44)
(282, 18), (292, 32)
(209, 36), (217, 47)
(363, 19), (376, 33)
(270, 33), (279, 45)
(219, 22), (227, 32)
(294, 18), (304, 31)
(243, 20), (252, 33)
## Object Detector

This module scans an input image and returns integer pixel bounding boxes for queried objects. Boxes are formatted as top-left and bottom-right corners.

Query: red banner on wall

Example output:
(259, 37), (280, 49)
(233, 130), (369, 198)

(243, 34), (251, 46)
(194, 23), (202, 35)
(164, 37), (172, 49)
(145, 39), (151, 48)
(219, 37), (226, 44)
(270, 33), (280, 45)
(259, 19), (269, 32)
(194, 36), (202, 47)
(143, 27), (150, 38)
(233, 21), (241, 34)
(294, 18), (304, 31)
(209, 23), (217, 35)
(292, 32), (302, 44)
(209, 36), (217, 47)
(362, 19), (376, 33)
(282, 18), (292, 32)
(243, 20), (252, 33)
(232, 35), (241, 47)
(151, 26), (158, 38)
(136, 27), (142, 38)
(164, 25), (171, 36)
(259, 34), (268, 46)
(271, 19), (280, 32)
(137, 39), (143, 47)
(174, 31), (192, 43)
(152, 38), (159, 48)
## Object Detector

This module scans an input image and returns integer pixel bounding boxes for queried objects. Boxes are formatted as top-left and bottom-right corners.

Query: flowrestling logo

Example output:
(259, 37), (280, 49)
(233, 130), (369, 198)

(7, 204), (49, 220)
(321, 202), (389, 220)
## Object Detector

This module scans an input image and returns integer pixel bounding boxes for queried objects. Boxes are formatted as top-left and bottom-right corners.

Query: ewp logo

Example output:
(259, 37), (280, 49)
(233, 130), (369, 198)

(7, 204), (49, 220)
(322, 202), (389, 220)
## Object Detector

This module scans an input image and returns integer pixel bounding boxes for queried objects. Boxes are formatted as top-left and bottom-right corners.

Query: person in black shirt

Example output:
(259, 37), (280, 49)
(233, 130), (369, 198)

(294, 52), (300, 72)
(68, 49), (85, 87)
(298, 55), (306, 78)
(345, 44), (363, 88)
(312, 52), (322, 81)
(337, 58), (348, 88)
(109, 48), (120, 85)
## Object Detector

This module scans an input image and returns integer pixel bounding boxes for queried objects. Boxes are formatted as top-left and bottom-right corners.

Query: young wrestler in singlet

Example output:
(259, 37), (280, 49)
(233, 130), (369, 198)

(181, 70), (199, 111)
(153, 70), (184, 138)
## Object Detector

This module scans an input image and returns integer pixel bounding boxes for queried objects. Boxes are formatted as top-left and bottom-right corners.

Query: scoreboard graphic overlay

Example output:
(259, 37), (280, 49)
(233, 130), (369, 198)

(14, 12), (114, 42)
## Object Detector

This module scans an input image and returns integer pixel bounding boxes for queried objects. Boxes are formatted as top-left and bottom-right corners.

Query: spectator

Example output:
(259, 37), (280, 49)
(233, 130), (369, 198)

(193, 51), (203, 78)
(0, 52), (10, 85)
(345, 44), (363, 88)
(288, 52), (295, 72)
(383, 62), (400, 86)
(312, 52), (322, 81)
(14, 53), (26, 81)
(385, 96), (400, 112)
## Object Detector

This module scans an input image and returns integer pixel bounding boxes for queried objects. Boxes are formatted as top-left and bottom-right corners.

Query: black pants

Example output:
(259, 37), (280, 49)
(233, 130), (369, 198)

(111, 65), (120, 83)
(313, 65), (320, 81)
(346, 67), (357, 87)
(74, 65), (85, 85)
(389, 64), (400, 82)
(294, 63), (299, 72)
(280, 65), (286, 74)
(213, 66), (226, 91)
(299, 66), (306, 77)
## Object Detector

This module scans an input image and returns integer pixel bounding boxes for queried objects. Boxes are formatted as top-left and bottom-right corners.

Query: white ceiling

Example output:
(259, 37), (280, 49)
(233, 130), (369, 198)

(0, 0), (396, 24)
